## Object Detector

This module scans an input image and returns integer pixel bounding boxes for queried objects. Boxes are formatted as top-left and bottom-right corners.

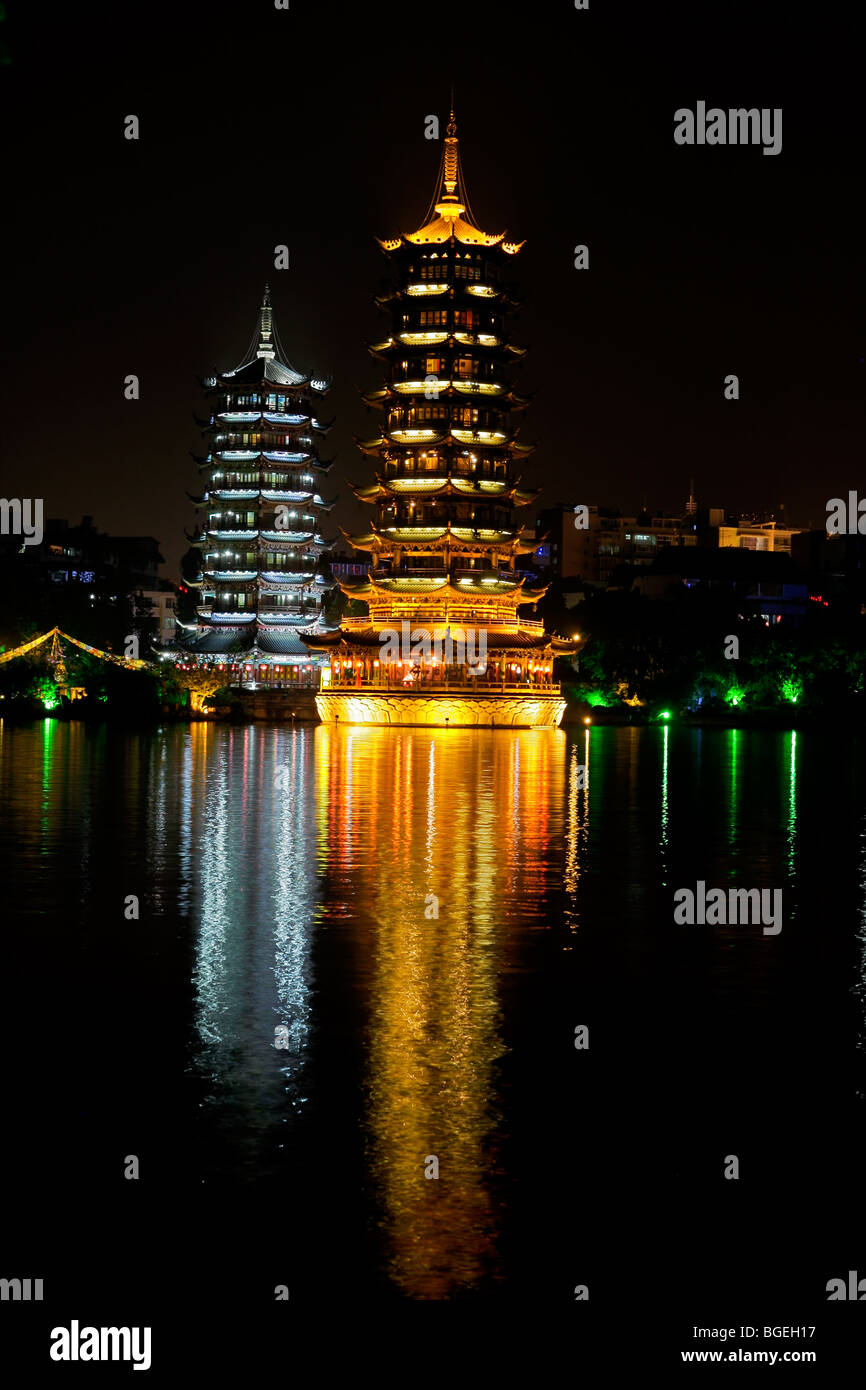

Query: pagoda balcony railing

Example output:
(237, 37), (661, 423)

(335, 615), (548, 636)
(383, 461), (511, 481)
(389, 518), (506, 530)
(214, 434), (314, 448)
(209, 472), (319, 489)
(326, 674), (561, 694)
(372, 566), (517, 583)
(258, 600), (317, 612)
(451, 566), (517, 580)
(390, 374), (503, 393)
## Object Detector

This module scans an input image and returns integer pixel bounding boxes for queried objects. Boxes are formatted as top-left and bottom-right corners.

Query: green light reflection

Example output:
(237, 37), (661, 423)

(659, 723), (670, 885)
(786, 730), (798, 914)
(727, 728), (741, 869)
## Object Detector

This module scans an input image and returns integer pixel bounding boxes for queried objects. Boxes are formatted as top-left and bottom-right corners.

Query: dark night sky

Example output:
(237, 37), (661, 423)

(1, 1), (861, 576)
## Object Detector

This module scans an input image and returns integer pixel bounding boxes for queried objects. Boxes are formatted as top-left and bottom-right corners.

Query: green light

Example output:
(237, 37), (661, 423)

(780, 675), (803, 705)
(660, 710), (672, 720)
(585, 690), (614, 708)
(38, 676), (60, 711)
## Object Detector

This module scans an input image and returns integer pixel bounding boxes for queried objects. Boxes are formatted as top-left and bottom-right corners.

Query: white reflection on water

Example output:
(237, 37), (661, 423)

(271, 727), (315, 1106)
(181, 726), (315, 1119)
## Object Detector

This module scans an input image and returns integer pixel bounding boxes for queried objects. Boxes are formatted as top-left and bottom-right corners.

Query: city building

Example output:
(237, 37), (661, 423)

(536, 501), (807, 585)
(306, 111), (576, 726)
(172, 288), (337, 687)
(0, 516), (167, 653)
(134, 585), (177, 647)
(536, 503), (697, 585)
(7, 517), (163, 591)
(712, 519), (801, 554)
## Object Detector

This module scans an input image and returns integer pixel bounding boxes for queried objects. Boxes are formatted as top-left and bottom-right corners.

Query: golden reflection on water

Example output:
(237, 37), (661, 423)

(318, 726), (567, 1298)
(563, 729), (590, 927)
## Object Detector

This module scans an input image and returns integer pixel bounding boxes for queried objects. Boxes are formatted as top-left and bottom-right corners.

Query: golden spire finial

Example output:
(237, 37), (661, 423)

(395, 97), (511, 246)
(441, 88), (459, 201)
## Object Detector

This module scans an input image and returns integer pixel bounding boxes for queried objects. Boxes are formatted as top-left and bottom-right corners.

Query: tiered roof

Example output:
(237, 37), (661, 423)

(332, 109), (548, 632)
(174, 288), (338, 663)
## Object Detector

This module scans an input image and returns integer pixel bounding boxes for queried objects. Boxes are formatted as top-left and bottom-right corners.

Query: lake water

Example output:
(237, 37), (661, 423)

(1, 719), (864, 1334)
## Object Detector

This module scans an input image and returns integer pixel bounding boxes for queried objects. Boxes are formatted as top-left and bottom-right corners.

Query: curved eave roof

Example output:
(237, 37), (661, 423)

(356, 434), (390, 454)
(368, 335), (522, 356)
(252, 535), (329, 552)
(367, 525), (522, 546)
(366, 383), (519, 408)
(340, 528), (378, 549)
(448, 477), (513, 496)
(348, 481), (384, 502)
(406, 217), (507, 246)
(340, 577), (527, 600)
(356, 429), (527, 454)
(215, 359), (332, 394)
(255, 630), (319, 657)
(303, 626), (559, 652)
(173, 628), (253, 655)
(377, 287), (511, 306)
(550, 637), (581, 653)
(377, 223), (524, 251)
(350, 476), (524, 501)
(219, 358), (308, 387)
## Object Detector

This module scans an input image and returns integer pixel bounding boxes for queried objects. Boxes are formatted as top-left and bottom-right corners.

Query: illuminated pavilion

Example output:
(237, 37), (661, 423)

(307, 111), (576, 726)
(171, 288), (336, 687)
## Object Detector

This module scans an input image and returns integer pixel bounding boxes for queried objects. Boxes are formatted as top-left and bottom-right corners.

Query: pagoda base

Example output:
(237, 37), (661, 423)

(315, 689), (566, 728)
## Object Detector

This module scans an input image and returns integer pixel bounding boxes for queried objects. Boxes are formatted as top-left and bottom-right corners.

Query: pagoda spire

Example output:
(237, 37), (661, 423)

(257, 283), (274, 360)
(420, 99), (471, 229)
(381, 104), (519, 251)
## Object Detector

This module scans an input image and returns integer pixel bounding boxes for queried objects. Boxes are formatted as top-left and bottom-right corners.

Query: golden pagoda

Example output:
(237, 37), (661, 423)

(308, 110), (577, 727)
